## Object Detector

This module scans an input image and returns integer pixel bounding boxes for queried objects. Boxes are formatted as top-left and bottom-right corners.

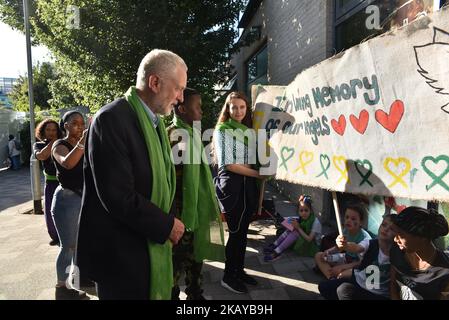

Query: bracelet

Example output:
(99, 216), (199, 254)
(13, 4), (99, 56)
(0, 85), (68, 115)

(76, 143), (85, 150)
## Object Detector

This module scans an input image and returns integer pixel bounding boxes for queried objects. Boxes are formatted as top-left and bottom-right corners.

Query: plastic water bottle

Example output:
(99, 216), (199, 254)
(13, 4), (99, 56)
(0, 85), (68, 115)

(324, 253), (346, 264)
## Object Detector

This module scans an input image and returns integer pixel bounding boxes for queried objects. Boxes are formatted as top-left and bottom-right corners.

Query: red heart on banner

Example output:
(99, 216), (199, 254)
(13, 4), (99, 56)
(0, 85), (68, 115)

(331, 115), (346, 136)
(375, 100), (405, 133)
(350, 110), (369, 134)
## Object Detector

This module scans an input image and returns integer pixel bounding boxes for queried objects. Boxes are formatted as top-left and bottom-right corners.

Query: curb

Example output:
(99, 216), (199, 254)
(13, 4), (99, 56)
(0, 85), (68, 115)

(0, 200), (35, 216)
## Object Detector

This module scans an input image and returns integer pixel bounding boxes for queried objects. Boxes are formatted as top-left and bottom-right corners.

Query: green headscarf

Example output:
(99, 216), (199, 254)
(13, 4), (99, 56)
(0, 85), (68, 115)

(124, 86), (176, 300)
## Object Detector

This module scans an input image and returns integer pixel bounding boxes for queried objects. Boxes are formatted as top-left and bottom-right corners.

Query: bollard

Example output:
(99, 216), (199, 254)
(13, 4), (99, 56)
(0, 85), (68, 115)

(30, 155), (43, 214)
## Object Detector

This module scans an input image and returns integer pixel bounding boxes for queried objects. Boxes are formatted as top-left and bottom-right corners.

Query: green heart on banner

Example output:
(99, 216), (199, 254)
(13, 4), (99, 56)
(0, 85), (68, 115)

(421, 155), (449, 192)
(316, 154), (331, 179)
(279, 147), (295, 171)
(355, 159), (373, 187)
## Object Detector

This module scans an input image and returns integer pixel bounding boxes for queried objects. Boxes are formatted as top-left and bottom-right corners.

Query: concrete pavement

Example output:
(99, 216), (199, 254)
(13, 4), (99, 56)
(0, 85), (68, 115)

(0, 167), (326, 300)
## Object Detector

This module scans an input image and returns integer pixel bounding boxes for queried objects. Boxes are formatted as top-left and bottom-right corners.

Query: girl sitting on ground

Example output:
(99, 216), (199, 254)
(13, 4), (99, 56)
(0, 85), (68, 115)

(264, 195), (322, 261)
(314, 203), (372, 279)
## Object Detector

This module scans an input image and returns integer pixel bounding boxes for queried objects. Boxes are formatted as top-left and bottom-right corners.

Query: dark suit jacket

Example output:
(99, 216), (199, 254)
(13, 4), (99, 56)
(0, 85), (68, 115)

(76, 98), (175, 293)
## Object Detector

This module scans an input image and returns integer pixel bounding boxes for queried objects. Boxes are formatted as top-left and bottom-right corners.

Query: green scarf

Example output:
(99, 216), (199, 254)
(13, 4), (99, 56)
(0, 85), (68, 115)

(124, 86), (176, 300)
(215, 118), (253, 146)
(172, 115), (225, 262)
(293, 214), (318, 257)
(299, 213), (315, 234)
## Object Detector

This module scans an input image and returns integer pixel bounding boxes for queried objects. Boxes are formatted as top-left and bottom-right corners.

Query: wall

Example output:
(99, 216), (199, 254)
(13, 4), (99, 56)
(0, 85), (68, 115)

(231, 0), (336, 225)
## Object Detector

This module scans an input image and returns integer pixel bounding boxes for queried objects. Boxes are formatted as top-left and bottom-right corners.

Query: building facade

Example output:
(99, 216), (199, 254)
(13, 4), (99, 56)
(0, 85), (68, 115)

(0, 77), (18, 109)
(227, 0), (447, 232)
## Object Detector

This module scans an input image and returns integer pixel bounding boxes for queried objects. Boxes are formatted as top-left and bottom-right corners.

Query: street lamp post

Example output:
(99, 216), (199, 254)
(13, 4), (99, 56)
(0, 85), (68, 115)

(23, 0), (43, 214)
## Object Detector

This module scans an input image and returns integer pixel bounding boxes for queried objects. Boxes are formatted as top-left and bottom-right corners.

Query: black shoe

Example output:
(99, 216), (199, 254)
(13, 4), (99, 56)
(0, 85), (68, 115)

(237, 271), (258, 286)
(55, 286), (88, 300)
(49, 239), (59, 246)
(221, 276), (248, 294)
(80, 278), (95, 288)
(186, 294), (207, 300)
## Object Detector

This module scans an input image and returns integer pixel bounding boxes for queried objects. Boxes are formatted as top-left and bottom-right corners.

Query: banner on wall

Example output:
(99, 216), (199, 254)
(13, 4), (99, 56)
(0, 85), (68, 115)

(252, 7), (449, 202)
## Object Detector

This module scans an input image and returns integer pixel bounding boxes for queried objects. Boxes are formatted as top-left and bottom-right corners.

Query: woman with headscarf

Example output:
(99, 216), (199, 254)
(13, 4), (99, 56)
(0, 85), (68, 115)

(33, 119), (63, 246)
(51, 111), (87, 300)
(390, 206), (449, 300)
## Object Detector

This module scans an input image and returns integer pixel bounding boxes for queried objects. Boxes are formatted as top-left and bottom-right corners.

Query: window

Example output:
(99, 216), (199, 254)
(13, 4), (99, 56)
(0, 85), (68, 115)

(335, 0), (442, 52)
(246, 45), (268, 98)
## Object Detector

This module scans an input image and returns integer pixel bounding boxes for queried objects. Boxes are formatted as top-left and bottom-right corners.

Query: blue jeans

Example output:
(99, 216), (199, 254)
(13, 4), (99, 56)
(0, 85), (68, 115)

(10, 155), (21, 170)
(51, 186), (82, 283)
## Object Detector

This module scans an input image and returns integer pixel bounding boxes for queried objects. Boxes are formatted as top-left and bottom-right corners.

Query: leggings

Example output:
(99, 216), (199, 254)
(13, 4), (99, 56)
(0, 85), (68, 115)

(273, 230), (300, 254)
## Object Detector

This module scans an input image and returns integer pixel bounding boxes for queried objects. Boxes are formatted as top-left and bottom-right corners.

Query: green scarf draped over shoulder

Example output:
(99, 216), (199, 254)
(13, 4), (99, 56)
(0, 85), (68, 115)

(124, 86), (176, 300)
(172, 115), (225, 262)
(215, 118), (253, 146)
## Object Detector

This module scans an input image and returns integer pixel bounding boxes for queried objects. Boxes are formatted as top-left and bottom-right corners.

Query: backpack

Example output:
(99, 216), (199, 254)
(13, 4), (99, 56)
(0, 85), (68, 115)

(14, 140), (22, 150)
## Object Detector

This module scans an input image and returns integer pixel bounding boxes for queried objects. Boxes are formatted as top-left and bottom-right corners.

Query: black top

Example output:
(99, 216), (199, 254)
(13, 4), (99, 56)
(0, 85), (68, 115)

(33, 141), (57, 176)
(51, 139), (83, 194)
(390, 244), (449, 300)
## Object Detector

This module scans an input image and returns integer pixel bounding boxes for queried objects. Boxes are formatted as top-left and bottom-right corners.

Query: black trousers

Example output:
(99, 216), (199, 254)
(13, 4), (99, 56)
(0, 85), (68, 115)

(223, 185), (253, 278)
(318, 275), (389, 300)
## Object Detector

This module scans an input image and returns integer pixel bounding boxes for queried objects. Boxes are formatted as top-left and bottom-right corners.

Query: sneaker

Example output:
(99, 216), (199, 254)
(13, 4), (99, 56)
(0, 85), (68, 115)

(237, 271), (258, 286)
(221, 276), (248, 294)
(263, 243), (276, 254)
(264, 252), (281, 262)
(55, 286), (88, 300)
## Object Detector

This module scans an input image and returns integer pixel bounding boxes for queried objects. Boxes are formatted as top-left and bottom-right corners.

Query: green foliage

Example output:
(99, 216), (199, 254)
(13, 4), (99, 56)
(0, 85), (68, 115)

(1, 0), (245, 128)
(8, 62), (60, 112)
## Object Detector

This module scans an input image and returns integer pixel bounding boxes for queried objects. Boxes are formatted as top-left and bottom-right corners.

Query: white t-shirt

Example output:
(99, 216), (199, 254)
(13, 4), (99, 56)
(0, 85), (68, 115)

(8, 140), (20, 157)
(311, 219), (322, 246)
(354, 241), (391, 297)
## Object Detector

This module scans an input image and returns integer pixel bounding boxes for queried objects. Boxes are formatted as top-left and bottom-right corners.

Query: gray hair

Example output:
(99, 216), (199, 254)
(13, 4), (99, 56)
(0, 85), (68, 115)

(136, 49), (187, 90)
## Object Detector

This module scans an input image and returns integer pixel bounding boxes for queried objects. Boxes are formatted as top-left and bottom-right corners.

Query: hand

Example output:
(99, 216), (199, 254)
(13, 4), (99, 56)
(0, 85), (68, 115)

(336, 235), (347, 251)
(291, 219), (300, 230)
(330, 266), (344, 278)
(257, 172), (275, 180)
(169, 217), (185, 245)
(79, 129), (88, 145)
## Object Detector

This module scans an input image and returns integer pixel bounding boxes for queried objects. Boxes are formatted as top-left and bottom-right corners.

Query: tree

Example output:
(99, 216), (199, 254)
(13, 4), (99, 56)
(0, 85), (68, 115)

(0, 0), (245, 128)
(9, 62), (56, 111)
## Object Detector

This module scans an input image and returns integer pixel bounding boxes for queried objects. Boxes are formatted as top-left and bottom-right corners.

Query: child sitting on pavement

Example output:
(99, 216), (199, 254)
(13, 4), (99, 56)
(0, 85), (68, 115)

(264, 195), (322, 261)
(318, 214), (396, 300)
(314, 203), (371, 279)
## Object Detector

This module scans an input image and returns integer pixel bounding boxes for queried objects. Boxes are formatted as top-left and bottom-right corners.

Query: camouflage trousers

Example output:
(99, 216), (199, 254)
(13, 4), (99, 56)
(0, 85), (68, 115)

(171, 230), (204, 300)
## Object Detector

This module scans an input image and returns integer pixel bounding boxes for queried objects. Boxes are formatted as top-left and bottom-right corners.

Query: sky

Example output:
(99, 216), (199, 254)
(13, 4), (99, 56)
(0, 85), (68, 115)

(0, 21), (52, 79)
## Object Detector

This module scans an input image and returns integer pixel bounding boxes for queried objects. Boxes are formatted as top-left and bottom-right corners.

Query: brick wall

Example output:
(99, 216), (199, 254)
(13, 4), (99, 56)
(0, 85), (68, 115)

(232, 0), (337, 229)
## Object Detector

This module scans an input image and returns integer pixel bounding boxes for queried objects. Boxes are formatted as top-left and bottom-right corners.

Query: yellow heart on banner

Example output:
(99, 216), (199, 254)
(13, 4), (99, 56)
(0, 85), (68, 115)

(253, 111), (265, 131)
(384, 157), (411, 189)
(333, 155), (350, 185)
(294, 151), (314, 175)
